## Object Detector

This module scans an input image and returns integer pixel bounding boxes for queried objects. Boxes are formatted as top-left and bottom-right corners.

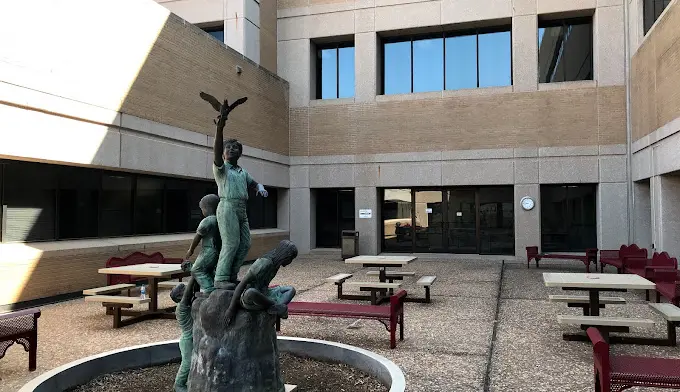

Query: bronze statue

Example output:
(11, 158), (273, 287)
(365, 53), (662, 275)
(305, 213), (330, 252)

(199, 92), (269, 290)
(184, 194), (220, 293)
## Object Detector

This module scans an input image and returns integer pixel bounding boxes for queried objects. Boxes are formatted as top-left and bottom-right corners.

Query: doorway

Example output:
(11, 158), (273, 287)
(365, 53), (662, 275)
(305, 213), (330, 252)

(382, 187), (514, 255)
(315, 188), (355, 248)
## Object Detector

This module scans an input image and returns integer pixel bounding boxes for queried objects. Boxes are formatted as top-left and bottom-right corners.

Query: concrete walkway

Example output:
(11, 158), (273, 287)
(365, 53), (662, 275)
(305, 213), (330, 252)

(1, 256), (679, 391)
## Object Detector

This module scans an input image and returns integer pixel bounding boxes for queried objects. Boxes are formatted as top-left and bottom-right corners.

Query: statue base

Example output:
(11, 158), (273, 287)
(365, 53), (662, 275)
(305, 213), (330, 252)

(188, 288), (285, 392)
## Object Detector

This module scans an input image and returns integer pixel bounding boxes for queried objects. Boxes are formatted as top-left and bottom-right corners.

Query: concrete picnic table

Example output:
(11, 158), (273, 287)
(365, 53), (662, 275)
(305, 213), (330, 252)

(97, 263), (184, 325)
(344, 255), (417, 283)
(543, 272), (656, 316)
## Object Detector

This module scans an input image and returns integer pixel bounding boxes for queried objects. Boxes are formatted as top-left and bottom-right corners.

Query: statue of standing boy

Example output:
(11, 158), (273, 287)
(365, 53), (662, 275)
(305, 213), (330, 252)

(199, 92), (268, 290)
(184, 194), (221, 293)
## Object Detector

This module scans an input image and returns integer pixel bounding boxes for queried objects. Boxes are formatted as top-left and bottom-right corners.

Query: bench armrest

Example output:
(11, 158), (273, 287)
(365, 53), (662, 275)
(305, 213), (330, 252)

(0, 307), (41, 321)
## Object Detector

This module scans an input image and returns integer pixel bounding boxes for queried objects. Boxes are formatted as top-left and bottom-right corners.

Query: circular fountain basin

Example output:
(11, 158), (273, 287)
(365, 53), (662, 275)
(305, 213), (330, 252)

(19, 337), (406, 392)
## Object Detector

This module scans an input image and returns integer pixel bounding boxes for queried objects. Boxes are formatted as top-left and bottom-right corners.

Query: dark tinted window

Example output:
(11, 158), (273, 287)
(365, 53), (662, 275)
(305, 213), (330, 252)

(0, 160), (278, 242)
(134, 177), (164, 235)
(538, 18), (593, 83)
(2, 161), (56, 242)
(383, 27), (512, 95)
(541, 184), (597, 252)
(316, 43), (355, 99)
(99, 174), (133, 237)
(247, 187), (278, 229)
(58, 166), (99, 239)
(644, 0), (672, 34)
(203, 26), (224, 42)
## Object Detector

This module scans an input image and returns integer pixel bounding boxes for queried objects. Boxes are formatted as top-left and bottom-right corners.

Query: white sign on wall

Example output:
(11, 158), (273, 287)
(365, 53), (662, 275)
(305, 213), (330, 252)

(426, 208), (433, 213)
(359, 209), (372, 219)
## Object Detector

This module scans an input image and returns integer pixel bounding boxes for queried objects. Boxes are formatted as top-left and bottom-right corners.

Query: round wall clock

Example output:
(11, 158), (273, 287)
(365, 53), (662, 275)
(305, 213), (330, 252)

(520, 196), (535, 211)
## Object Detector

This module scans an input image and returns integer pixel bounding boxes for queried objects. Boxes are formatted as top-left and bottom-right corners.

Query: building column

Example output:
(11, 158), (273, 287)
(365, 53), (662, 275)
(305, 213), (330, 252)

(514, 184), (540, 259)
(632, 180), (652, 251)
(289, 187), (311, 254)
(355, 32), (377, 102)
(226, 0), (260, 64)
(597, 183), (629, 250)
(651, 175), (680, 257)
(512, 14), (538, 92)
(355, 186), (379, 255)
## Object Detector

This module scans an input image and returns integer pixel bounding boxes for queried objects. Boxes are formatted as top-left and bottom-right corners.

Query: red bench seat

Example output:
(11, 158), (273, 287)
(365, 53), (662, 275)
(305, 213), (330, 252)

(588, 327), (680, 391)
(0, 307), (41, 371)
(526, 246), (598, 272)
(277, 290), (407, 349)
(654, 270), (680, 306)
(624, 251), (677, 279)
(599, 244), (648, 273)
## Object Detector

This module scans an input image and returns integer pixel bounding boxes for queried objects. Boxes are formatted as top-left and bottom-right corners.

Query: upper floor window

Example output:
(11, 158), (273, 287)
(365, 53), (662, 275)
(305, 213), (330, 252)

(381, 28), (512, 95)
(538, 18), (593, 83)
(644, 0), (671, 34)
(202, 26), (224, 42)
(316, 43), (355, 99)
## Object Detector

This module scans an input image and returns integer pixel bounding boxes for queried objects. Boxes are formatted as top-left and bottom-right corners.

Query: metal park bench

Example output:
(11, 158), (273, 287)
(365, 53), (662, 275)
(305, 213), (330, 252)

(0, 307), (41, 371)
(277, 290), (407, 349)
(588, 327), (680, 392)
(526, 246), (598, 272)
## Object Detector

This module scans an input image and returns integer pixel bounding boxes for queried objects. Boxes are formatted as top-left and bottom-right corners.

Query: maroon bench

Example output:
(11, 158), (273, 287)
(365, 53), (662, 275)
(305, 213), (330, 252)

(276, 290), (407, 349)
(654, 269), (680, 306)
(599, 244), (648, 273)
(0, 307), (41, 371)
(624, 252), (677, 301)
(105, 252), (184, 286)
(588, 327), (680, 392)
(526, 246), (598, 272)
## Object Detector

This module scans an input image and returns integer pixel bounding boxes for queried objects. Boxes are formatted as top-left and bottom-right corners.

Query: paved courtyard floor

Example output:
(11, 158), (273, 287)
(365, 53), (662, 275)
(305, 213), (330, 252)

(1, 255), (680, 391)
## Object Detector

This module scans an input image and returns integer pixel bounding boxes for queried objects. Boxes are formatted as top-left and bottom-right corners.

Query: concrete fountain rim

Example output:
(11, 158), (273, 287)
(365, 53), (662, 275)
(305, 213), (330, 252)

(19, 336), (406, 392)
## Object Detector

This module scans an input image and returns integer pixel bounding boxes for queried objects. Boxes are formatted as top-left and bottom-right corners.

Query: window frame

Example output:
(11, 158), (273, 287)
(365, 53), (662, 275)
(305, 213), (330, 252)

(643, 0), (672, 35)
(380, 26), (513, 95)
(315, 41), (355, 100)
(537, 16), (594, 83)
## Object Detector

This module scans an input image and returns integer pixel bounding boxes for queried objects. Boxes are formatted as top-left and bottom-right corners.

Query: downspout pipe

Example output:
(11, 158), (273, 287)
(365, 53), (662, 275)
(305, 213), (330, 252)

(623, 0), (634, 244)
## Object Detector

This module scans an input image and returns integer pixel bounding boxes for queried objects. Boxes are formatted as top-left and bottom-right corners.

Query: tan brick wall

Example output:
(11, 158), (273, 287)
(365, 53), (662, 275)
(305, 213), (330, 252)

(291, 86), (626, 155)
(631, 1), (680, 141)
(0, 232), (289, 307)
(121, 13), (290, 155)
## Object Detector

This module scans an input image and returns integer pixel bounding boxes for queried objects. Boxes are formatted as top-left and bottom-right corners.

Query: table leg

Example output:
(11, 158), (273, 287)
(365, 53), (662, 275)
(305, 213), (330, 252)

(379, 267), (386, 283)
(148, 277), (158, 312)
(588, 289), (600, 317)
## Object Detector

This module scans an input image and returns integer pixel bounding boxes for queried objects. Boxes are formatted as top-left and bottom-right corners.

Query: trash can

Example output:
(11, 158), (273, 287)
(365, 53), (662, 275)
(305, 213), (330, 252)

(341, 230), (359, 260)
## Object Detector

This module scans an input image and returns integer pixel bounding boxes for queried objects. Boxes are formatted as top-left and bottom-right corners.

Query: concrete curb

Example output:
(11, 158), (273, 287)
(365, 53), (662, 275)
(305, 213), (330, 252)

(19, 337), (406, 392)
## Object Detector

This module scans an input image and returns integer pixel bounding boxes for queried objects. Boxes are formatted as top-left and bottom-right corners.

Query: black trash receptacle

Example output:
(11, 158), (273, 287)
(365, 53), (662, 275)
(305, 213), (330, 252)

(341, 230), (359, 260)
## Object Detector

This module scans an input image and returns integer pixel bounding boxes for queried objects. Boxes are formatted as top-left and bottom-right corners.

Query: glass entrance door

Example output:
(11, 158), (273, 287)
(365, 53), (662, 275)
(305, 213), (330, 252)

(446, 189), (477, 253)
(414, 190), (445, 252)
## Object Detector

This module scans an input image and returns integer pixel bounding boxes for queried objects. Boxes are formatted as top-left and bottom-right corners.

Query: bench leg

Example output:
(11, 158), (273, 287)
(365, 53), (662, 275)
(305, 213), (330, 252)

(669, 321), (677, 347)
(29, 328), (37, 371)
(113, 307), (122, 329)
(425, 286), (431, 303)
(336, 283), (343, 299)
(656, 291), (661, 303)
(276, 317), (281, 332)
(399, 312), (404, 341)
(389, 317), (397, 349)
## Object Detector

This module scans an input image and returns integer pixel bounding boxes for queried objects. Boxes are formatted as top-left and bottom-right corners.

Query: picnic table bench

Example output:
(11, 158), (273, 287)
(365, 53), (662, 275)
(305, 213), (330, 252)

(599, 244), (648, 273)
(0, 307), (41, 371)
(527, 246), (598, 272)
(277, 290), (406, 349)
(648, 303), (680, 347)
(549, 295), (626, 316)
(588, 327), (680, 392)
